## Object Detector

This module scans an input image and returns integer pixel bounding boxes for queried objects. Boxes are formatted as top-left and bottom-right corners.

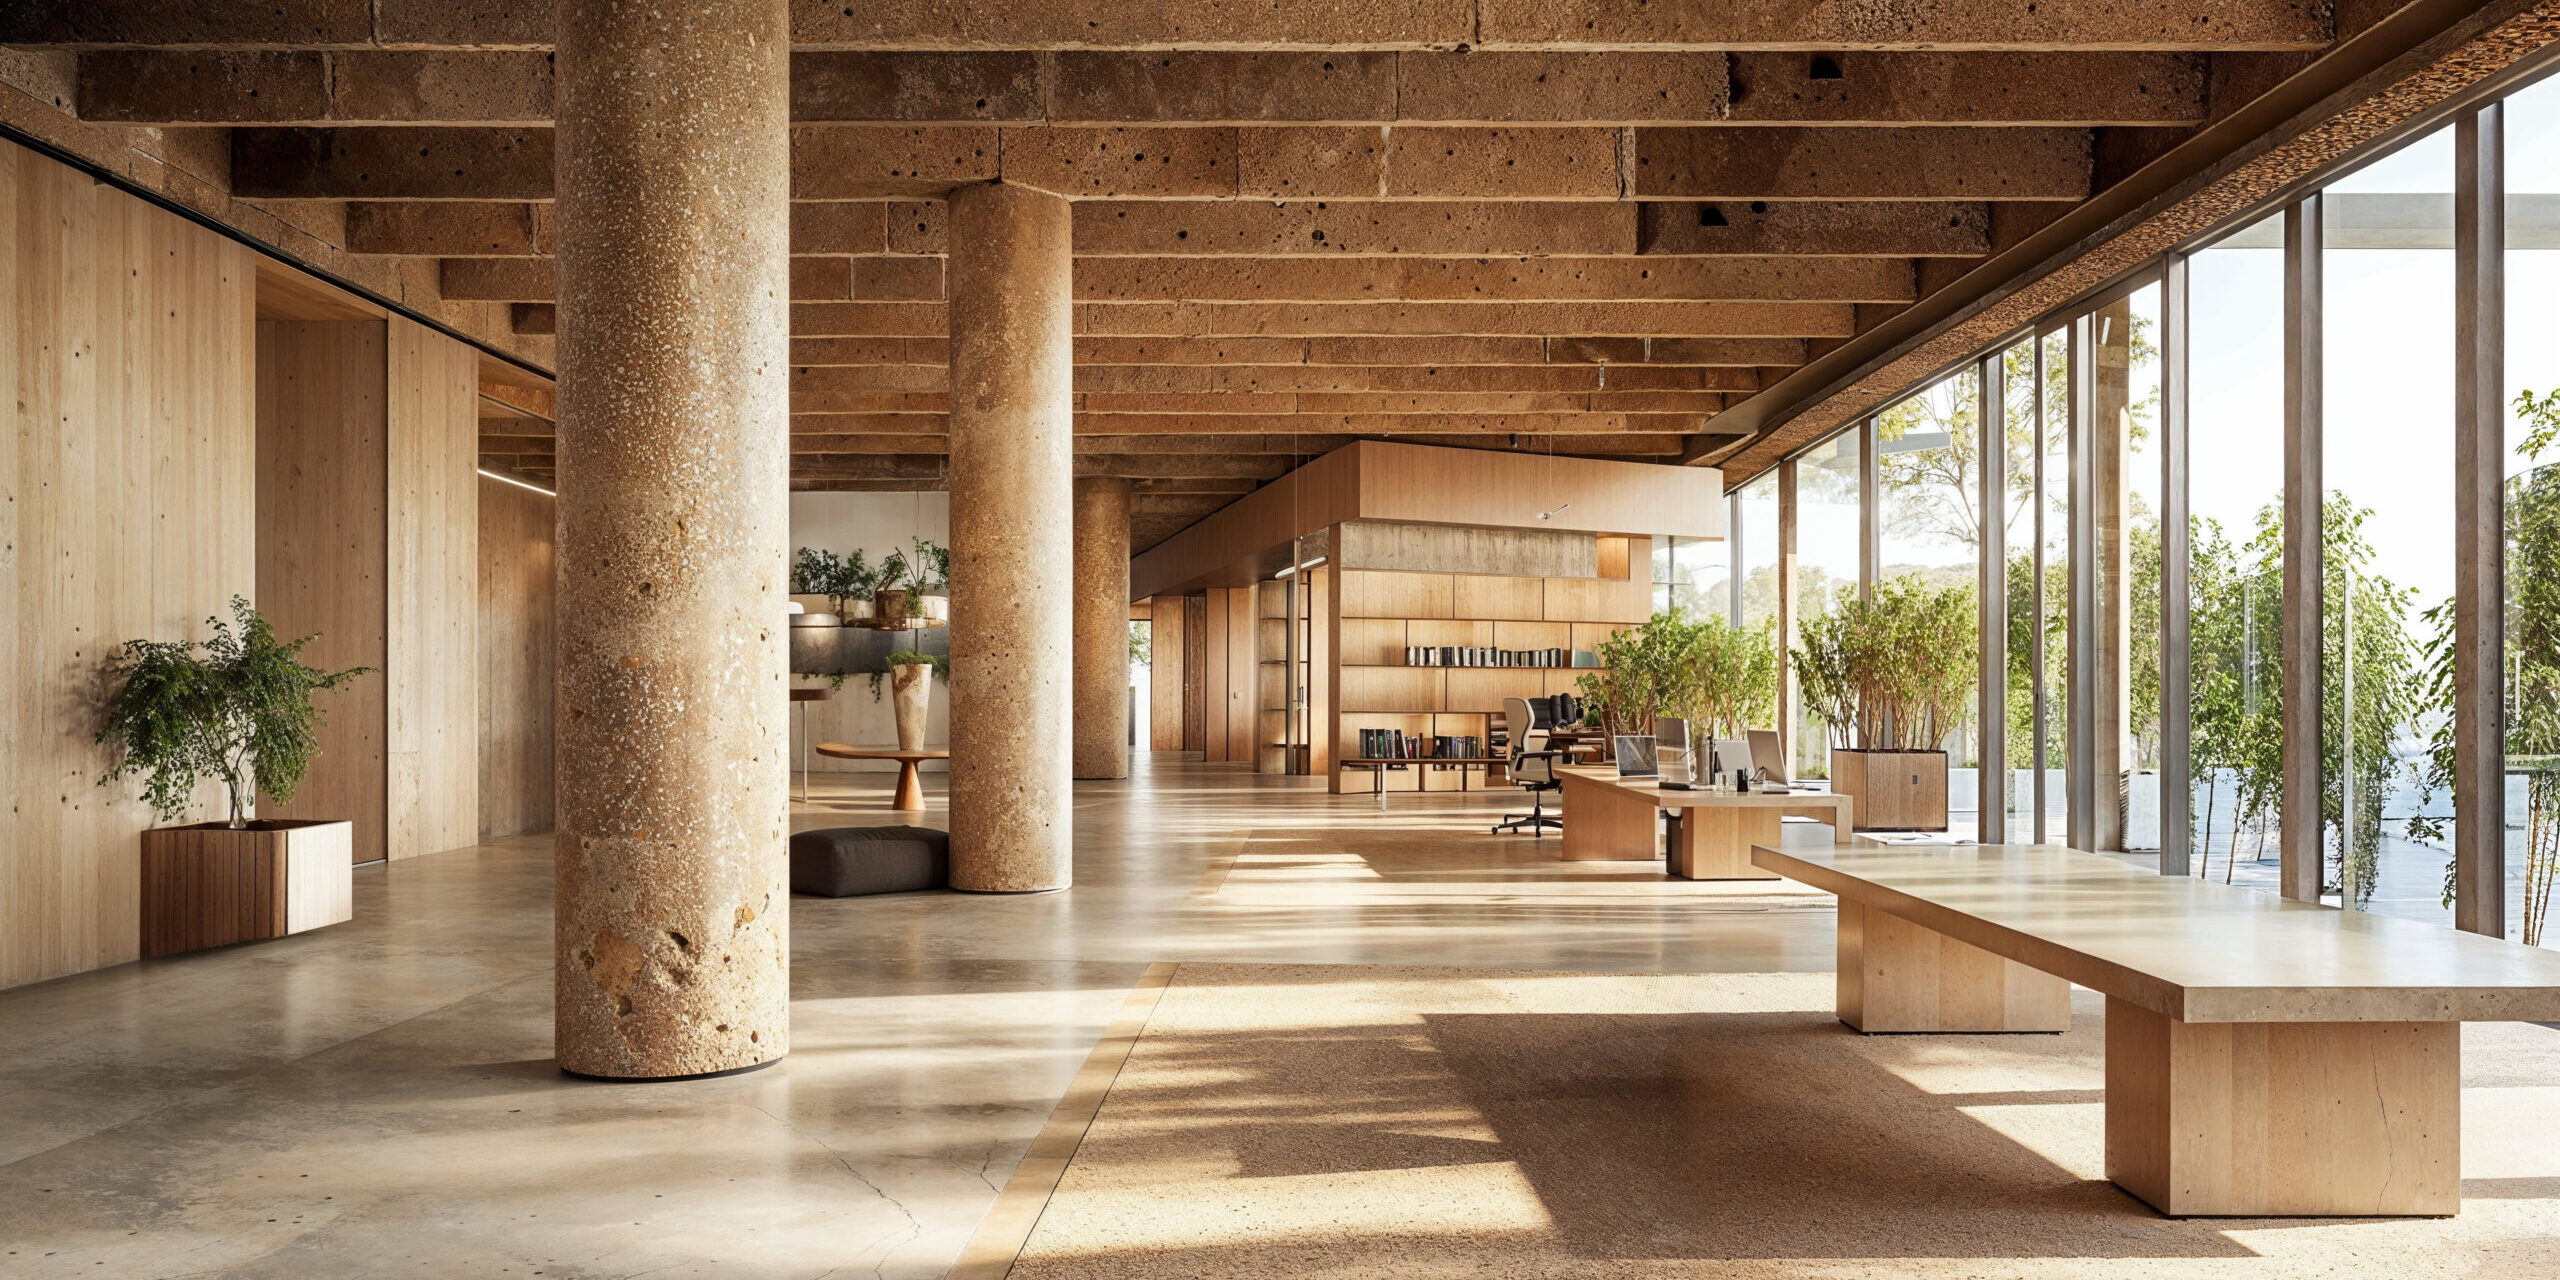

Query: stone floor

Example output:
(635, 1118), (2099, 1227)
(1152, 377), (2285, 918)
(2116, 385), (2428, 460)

(0, 754), (1840, 1279)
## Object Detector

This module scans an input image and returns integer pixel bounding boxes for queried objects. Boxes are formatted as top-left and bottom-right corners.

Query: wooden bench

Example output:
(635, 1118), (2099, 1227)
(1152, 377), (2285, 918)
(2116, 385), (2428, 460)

(1751, 842), (2560, 1218)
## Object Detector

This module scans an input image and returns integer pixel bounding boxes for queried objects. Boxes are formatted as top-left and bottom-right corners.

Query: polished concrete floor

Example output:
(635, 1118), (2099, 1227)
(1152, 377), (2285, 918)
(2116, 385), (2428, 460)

(0, 754), (1837, 1279)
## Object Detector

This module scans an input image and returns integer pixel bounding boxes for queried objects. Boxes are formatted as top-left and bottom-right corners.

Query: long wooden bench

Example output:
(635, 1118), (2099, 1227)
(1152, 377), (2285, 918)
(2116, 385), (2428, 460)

(1750, 842), (2560, 1218)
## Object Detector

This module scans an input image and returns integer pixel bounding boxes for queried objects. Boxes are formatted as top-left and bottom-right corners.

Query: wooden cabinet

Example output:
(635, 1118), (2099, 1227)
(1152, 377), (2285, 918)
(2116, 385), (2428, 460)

(1828, 750), (1950, 832)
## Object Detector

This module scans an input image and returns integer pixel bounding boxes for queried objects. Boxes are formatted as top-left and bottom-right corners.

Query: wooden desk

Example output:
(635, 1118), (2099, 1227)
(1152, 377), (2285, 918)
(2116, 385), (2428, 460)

(1557, 766), (1852, 876)
(813, 743), (946, 811)
(1339, 756), (1497, 809)
(1751, 842), (2560, 1217)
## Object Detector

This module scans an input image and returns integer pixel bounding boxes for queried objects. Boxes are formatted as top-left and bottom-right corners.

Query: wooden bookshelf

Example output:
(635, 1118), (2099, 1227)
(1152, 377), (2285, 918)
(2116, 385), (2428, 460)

(1327, 554), (1649, 794)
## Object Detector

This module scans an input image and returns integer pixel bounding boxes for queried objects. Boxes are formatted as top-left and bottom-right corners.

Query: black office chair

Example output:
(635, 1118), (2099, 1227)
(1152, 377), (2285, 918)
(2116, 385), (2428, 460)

(1493, 696), (1564, 836)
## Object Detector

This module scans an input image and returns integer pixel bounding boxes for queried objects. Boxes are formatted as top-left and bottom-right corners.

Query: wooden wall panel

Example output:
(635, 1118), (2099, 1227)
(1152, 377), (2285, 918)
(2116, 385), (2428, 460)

(3, 143), (258, 990)
(256, 320), (391, 865)
(1404, 618), (1492, 651)
(1147, 596), (1185, 750)
(1202, 587), (1231, 760)
(1453, 574), (1544, 621)
(1226, 585), (1258, 762)
(1543, 574), (1653, 624)
(1340, 666), (1442, 714)
(1338, 568), (1452, 619)
(1183, 592), (1207, 751)
(386, 319), (480, 861)
(477, 474), (555, 840)
(1491, 620), (1573, 652)
(1445, 668), (1548, 714)
(1597, 535), (1633, 579)
(1336, 617), (1407, 665)
(1306, 566), (1332, 774)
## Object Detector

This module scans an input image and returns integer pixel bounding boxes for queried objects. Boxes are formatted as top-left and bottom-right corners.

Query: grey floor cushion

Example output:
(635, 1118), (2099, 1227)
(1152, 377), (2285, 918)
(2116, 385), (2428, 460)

(790, 825), (950, 897)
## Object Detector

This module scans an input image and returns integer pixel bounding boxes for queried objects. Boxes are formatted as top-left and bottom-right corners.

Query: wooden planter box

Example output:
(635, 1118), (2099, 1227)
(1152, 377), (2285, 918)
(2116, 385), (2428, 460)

(141, 819), (354, 958)
(1829, 749), (1950, 832)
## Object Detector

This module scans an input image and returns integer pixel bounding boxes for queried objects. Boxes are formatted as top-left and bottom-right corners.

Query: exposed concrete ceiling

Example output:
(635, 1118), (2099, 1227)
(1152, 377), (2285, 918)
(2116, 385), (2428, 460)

(3, 0), (2510, 549)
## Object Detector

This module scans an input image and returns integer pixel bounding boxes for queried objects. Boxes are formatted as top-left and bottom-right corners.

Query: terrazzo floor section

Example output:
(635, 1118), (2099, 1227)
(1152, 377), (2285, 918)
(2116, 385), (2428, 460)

(0, 757), (1840, 1278)
(1005, 963), (2560, 1280)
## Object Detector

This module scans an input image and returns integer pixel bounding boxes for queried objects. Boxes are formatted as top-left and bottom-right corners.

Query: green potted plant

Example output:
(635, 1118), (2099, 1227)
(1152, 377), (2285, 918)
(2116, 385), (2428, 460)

(829, 548), (879, 623)
(95, 597), (372, 955)
(883, 648), (945, 751)
(873, 546), (914, 625)
(907, 537), (950, 624)
(1795, 575), (1976, 831)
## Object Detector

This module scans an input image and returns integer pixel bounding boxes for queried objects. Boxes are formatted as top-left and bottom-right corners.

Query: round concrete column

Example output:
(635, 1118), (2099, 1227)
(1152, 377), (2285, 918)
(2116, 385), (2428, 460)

(551, 0), (791, 1079)
(947, 183), (1076, 892)
(1073, 477), (1133, 780)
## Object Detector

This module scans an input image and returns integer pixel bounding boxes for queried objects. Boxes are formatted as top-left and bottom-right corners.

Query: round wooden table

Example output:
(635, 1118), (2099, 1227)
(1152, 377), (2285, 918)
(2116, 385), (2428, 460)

(812, 743), (947, 811)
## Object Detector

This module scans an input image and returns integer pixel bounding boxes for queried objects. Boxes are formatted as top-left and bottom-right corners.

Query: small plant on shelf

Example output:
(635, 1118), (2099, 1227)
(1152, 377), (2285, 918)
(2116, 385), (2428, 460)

(907, 538), (950, 595)
(95, 596), (372, 829)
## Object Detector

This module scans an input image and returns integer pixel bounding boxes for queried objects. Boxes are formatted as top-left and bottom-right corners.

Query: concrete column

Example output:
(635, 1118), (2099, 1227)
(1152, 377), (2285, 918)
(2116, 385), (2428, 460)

(947, 183), (1074, 893)
(551, 0), (792, 1079)
(1073, 476), (1133, 780)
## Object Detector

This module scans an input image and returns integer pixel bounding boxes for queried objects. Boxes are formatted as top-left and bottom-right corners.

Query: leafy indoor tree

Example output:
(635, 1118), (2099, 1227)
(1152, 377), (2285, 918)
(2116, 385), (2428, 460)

(96, 597), (371, 829)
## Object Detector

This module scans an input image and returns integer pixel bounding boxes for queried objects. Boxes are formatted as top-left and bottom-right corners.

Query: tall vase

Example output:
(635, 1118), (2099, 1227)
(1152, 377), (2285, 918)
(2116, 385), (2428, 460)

(890, 662), (932, 751)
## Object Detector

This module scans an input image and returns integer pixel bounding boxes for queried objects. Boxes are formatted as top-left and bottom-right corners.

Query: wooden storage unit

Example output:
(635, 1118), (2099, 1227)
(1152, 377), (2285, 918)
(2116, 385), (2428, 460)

(1327, 545), (1651, 794)
(141, 821), (355, 958)
(1829, 749), (1951, 831)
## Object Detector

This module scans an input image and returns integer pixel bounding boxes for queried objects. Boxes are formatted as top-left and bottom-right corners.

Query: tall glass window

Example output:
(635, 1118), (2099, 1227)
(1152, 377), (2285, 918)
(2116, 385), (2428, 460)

(2118, 283), (2167, 851)
(2187, 212), (2288, 890)
(2036, 329), (2073, 840)
(1999, 339), (2039, 839)
(2323, 124), (2456, 921)
(1736, 474), (1780, 627)
(1876, 369), (1983, 836)
(2505, 74), (2560, 944)
(1653, 534), (1730, 619)
(1795, 430), (1863, 778)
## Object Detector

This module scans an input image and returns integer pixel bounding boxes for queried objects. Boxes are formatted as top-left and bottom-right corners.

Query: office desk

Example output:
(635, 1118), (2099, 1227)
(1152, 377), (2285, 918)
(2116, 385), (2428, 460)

(1557, 766), (1853, 877)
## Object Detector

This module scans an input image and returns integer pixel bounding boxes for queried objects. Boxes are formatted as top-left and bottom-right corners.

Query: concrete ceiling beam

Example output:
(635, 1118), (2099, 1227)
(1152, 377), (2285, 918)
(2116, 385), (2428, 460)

(6, 0), (2330, 51)
(778, 334), (1807, 366)
(235, 124), (2092, 201)
(785, 299), (1858, 338)
(787, 362), (1761, 393)
(77, 48), (2212, 128)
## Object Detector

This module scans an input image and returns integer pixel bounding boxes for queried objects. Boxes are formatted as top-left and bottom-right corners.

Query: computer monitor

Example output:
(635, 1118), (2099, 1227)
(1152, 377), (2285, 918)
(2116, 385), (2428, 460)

(1702, 737), (1752, 784)
(1613, 735), (1658, 778)
(1746, 730), (1785, 783)
(1654, 717), (1694, 786)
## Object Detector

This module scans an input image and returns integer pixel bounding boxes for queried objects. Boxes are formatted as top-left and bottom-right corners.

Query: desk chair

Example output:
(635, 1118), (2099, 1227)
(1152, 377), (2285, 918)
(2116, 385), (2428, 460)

(1494, 696), (1564, 836)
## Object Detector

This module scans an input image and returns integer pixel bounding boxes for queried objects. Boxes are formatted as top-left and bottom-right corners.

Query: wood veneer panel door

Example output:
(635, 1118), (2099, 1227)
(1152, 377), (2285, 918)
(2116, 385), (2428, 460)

(477, 472), (555, 840)
(386, 318), (479, 861)
(1183, 592), (1207, 752)
(4, 149), (258, 991)
(256, 319), (390, 865)
(1148, 595), (1185, 751)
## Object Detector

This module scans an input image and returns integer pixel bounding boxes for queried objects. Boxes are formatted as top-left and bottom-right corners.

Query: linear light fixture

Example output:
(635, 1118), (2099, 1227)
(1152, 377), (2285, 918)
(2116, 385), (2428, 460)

(478, 467), (556, 497)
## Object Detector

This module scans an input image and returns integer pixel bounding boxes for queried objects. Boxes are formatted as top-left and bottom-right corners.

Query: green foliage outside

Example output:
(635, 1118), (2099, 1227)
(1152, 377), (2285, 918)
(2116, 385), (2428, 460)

(2407, 390), (2560, 943)
(1129, 621), (1152, 668)
(95, 597), (371, 828)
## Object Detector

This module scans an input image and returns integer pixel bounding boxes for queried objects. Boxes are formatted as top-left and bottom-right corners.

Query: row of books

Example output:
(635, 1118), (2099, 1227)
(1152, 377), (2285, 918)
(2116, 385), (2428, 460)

(1358, 730), (1488, 760)
(1405, 646), (1583, 668)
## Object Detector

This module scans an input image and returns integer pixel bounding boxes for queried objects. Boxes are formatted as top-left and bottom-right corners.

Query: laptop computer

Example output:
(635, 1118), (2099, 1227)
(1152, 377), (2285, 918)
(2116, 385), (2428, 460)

(1612, 734), (1658, 778)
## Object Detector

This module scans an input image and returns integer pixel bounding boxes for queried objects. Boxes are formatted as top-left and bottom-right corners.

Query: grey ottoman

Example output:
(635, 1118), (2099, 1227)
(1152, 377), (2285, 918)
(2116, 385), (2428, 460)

(790, 825), (950, 897)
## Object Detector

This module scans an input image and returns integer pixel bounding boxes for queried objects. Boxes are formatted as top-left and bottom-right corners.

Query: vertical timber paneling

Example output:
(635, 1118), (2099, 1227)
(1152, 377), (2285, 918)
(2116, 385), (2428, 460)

(1182, 592), (1207, 751)
(478, 474), (555, 840)
(1202, 587), (1232, 761)
(1228, 583), (1258, 763)
(386, 318), (480, 861)
(1148, 595), (1186, 751)
(255, 319), (391, 865)
(3, 142), (257, 990)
